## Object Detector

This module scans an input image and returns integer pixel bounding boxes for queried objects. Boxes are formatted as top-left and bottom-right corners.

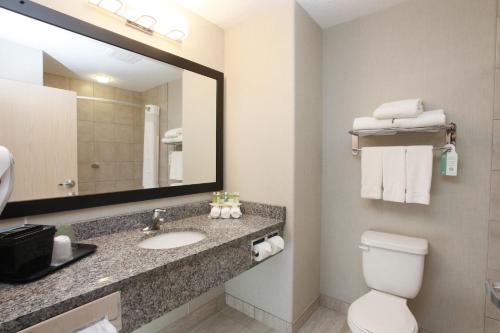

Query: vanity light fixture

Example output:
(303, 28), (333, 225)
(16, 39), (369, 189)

(88, 0), (188, 43)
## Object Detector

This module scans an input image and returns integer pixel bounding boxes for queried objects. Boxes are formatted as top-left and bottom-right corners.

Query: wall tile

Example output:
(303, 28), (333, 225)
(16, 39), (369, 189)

(133, 125), (144, 144)
(116, 162), (135, 180)
(486, 317), (500, 333)
(95, 181), (116, 193)
(494, 71), (500, 119)
(493, 121), (500, 169)
(77, 142), (94, 162)
(77, 121), (93, 142)
(95, 142), (117, 162)
(94, 102), (114, 123)
(115, 88), (133, 103)
(70, 79), (93, 96)
(78, 163), (95, 182)
(133, 143), (144, 162)
(114, 106), (135, 125)
(77, 100), (93, 121)
(116, 143), (134, 162)
(489, 222), (500, 271)
(491, 172), (500, 220)
(133, 162), (143, 180)
(94, 123), (115, 142)
(115, 180), (137, 191)
(497, 18), (500, 68)
(115, 124), (134, 143)
(43, 73), (69, 90)
(95, 162), (117, 182)
(78, 182), (95, 195)
(94, 84), (115, 99)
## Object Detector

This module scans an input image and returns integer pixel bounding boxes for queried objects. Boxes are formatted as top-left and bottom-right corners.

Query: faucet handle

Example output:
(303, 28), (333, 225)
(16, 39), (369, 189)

(153, 208), (167, 218)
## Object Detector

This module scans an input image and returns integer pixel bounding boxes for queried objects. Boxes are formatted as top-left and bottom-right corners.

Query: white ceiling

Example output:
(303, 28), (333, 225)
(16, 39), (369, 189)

(175, 0), (410, 29)
(0, 8), (182, 92)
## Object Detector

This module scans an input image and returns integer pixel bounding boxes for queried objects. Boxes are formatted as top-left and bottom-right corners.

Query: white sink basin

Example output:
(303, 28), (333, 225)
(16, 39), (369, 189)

(138, 230), (206, 249)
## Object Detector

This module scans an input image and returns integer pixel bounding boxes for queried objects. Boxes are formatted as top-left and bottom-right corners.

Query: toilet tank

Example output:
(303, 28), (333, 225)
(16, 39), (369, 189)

(360, 231), (428, 299)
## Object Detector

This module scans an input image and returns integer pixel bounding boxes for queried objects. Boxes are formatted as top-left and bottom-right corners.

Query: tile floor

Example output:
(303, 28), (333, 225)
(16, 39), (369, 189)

(186, 305), (350, 333)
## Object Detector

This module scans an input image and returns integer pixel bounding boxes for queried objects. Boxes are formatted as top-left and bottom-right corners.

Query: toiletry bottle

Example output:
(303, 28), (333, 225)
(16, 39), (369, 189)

(234, 192), (240, 204)
(223, 192), (228, 203)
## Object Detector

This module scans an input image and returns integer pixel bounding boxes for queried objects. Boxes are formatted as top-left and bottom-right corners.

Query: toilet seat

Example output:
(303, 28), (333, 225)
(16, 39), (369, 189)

(347, 290), (418, 333)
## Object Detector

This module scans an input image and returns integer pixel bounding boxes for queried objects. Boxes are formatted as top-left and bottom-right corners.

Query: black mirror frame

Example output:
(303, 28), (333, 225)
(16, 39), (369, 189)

(0, 0), (223, 219)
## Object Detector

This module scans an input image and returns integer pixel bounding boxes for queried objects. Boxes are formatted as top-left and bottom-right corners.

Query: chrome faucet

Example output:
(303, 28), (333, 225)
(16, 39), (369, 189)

(142, 208), (167, 233)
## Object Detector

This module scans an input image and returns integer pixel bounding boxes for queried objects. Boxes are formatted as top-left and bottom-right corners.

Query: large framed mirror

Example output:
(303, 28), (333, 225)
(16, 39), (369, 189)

(0, 1), (223, 219)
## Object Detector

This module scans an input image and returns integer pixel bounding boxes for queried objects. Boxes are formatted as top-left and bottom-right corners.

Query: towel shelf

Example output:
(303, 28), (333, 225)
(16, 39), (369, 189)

(350, 123), (456, 156)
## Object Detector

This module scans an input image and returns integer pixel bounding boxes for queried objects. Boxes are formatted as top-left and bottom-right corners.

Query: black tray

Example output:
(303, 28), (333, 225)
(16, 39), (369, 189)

(0, 243), (97, 284)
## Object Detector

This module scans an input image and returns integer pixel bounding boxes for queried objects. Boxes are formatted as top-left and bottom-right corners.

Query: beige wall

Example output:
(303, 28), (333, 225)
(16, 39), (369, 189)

(0, 0), (223, 227)
(293, 3), (322, 322)
(224, 1), (296, 322)
(486, 1), (500, 331)
(321, 0), (496, 332)
(182, 71), (217, 185)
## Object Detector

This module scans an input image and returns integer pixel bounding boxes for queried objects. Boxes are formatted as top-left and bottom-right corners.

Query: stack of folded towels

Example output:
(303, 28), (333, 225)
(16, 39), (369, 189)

(161, 128), (183, 144)
(353, 98), (446, 130)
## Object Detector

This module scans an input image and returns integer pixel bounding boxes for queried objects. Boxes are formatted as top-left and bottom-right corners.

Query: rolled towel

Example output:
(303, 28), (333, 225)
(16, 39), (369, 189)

(164, 128), (182, 138)
(230, 206), (242, 219)
(393, 110), (446, 128)
(210, 206), (221, 219)
(353, 117), (394, 131)
(267, 236), (284, 255)
(221, 206), (231, 219)
(51, 235), (72, 265)
(161, 135), (182, 144)
(373, 98), (423, 119)
(253, 241), (272, 262)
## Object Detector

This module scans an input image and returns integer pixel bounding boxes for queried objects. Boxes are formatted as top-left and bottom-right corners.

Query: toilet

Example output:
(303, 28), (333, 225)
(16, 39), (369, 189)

(347, 230), (428, 333)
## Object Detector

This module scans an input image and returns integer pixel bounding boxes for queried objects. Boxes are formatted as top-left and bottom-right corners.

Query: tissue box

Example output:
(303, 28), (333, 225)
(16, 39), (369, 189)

(0, 224), (56, 278)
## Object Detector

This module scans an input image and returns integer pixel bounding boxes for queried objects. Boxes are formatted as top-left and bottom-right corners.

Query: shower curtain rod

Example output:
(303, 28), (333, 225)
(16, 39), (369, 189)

(76, 96), (144, 108)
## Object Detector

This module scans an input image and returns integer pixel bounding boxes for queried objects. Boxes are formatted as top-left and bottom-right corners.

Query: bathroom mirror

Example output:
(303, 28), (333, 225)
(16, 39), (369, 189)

(0, 1), (223, 218)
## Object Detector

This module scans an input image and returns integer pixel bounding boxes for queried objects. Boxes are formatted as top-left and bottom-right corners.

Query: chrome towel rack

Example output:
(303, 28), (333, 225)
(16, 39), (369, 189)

(349, 123), (457, 156)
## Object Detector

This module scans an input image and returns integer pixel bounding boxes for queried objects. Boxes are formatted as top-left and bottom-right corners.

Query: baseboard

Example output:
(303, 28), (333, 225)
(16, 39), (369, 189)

(319, 294), (350, 315)
(292, 297), (320, 333)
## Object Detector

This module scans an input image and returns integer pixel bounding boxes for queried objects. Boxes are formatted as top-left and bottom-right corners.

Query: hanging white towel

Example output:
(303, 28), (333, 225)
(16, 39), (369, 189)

(361, 147), (383, 199)
(373, 99), (423, 119)
(169, 151), (183, 181)
(142, 105), (160, 189)
(353, 117), (394, 131)
(393, 110), (446, 128)
(406, 146), (433, 205)
(382, 147), (406, 203)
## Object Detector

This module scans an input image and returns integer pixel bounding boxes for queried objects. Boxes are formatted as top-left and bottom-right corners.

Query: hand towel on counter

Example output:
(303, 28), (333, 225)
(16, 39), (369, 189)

(406, 146), (433, 205)
(382, 147), (406, 203)
(393, 110), (446, 128)
(373, 99), (423, 119)
(353, 117), (394, 131)
(361, 147), (383, 199)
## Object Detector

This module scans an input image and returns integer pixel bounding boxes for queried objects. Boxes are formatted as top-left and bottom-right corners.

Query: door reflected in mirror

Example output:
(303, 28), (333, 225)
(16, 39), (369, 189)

(0, 7), (217, 202)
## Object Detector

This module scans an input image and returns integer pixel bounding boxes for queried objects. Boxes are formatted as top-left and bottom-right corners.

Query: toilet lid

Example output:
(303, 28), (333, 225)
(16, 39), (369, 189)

(348, 290), (417, 333)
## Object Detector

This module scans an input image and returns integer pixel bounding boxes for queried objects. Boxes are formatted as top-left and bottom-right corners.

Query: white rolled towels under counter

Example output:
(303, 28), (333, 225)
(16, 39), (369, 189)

(267, 236), (285, 255)
(253, 242), (272, 262)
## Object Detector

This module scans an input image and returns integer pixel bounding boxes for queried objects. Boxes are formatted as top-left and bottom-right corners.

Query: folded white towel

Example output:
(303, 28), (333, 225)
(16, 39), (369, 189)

(361, 147), (383, 199)
(210, 206), (221, 218)
(393, 110), (446, 128)
(382, 147), (406, 203)
(353, 117), (394, 131)
(164, 128), (182, 138)
(373, 99), (423, 119)
(406, 146), (433, 205)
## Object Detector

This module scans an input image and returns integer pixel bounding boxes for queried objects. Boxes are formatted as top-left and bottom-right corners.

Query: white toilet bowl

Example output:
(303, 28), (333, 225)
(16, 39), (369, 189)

(346, 231), (428, 333)
(347, 290), (417, 333)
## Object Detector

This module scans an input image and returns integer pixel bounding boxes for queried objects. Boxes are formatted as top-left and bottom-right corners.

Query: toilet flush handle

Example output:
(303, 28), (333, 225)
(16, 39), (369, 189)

(359, 244), (370, 251)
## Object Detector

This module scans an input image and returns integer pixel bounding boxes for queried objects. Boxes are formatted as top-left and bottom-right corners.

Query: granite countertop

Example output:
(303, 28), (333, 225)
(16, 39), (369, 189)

(0, 212), (284, 330)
